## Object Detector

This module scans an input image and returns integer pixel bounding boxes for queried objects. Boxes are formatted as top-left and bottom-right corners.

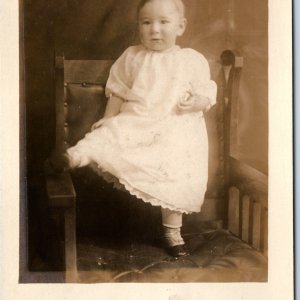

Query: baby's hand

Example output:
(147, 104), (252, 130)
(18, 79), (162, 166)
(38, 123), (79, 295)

(177, 92), (211, 114)
(91, 118), (106, 131)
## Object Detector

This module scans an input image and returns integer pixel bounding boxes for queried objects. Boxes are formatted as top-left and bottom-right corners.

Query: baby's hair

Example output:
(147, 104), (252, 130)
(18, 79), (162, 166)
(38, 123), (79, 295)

(137, 0), (186, 18)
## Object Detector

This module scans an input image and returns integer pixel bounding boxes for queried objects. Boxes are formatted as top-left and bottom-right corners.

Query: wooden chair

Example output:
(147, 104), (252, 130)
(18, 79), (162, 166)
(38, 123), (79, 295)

(45, 50), (268, 282)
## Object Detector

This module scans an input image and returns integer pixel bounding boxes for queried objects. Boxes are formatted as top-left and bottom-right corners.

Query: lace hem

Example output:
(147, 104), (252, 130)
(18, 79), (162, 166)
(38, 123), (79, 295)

(89, 163), (196, 214)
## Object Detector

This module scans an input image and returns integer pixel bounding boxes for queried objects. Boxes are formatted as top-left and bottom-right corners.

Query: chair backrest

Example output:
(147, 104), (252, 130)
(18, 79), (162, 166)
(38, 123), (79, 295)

(55, 55), (114, 152)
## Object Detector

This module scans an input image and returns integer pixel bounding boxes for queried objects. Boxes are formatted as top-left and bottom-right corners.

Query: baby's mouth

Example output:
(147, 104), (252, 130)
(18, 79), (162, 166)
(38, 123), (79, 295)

(151, 38), (162, 42)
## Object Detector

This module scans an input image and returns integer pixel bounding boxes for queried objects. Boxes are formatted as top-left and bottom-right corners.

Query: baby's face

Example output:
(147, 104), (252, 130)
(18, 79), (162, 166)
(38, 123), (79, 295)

(138, 0), (186, 52)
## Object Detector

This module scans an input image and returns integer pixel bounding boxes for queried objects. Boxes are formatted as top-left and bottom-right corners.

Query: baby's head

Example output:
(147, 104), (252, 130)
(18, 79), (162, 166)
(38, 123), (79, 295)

(137, 0), (185, 18)
(137, 0), (187, 52)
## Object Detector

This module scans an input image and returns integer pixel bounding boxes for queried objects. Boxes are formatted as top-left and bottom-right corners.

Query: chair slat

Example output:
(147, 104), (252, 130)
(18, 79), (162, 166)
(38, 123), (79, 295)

(261, 207), (268, 256)
(228, 186), (240, 236)
(241, 195), (250, 243)
(252, 202), (262, 249)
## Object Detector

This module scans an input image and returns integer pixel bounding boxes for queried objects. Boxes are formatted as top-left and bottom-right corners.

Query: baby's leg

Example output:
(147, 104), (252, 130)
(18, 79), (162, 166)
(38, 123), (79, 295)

(161, 208), (189, 257)
(66, 146), (91, 168)
(161, 208), (183, 229)
(45, 141), (92, 174)
(65, 128), (110, 169)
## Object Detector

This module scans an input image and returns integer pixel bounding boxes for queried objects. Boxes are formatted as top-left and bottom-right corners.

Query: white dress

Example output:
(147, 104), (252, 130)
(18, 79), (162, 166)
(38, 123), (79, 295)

(67, 45), (217, 214)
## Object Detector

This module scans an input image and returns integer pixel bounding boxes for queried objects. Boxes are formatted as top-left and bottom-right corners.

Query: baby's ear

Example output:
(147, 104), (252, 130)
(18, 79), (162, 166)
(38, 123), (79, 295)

(177, 18), (187, 36)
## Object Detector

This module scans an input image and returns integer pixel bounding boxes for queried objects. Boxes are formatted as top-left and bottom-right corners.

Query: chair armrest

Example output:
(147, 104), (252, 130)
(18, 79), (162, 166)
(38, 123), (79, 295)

(229, 156), (268, 208)
(46, 171), (76, 208)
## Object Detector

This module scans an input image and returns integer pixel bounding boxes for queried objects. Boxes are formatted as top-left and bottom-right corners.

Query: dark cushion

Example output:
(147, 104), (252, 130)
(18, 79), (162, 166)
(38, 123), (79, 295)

(76, 228), (267, 282)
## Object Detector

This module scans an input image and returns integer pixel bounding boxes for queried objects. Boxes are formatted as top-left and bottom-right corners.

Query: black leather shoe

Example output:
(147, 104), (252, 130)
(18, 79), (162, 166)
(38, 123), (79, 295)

(167, 244), (190, 257)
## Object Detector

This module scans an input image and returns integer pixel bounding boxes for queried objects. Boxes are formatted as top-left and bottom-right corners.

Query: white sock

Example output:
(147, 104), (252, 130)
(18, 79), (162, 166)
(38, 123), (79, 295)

(163, 226), (185, 247)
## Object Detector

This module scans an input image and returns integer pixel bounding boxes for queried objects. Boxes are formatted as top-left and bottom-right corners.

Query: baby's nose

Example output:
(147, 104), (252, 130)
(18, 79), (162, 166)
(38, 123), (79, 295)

(150, 22), (160, 33)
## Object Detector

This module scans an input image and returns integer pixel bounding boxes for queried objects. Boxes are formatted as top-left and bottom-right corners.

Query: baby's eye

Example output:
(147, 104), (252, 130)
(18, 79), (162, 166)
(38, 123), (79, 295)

(141, 20), (151, 25)
(161, 20), (170, 24)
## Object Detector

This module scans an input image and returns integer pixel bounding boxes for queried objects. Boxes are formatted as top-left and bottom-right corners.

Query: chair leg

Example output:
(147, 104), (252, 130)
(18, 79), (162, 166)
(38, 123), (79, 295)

(64, 206), (77, 283)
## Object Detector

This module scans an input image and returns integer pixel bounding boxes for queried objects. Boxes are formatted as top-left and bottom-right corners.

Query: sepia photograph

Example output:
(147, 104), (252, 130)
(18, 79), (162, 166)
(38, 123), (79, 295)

(0, 0), (294, 297)
(17, 0), (273, 285)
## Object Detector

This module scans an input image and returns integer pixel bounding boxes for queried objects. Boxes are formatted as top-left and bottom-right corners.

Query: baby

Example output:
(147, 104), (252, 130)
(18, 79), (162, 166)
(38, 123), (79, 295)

(47, 0), (217, 257)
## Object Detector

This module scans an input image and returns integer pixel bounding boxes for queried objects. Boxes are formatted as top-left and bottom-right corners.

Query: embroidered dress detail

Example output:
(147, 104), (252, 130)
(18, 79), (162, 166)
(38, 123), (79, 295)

(67, 45), (217, 213)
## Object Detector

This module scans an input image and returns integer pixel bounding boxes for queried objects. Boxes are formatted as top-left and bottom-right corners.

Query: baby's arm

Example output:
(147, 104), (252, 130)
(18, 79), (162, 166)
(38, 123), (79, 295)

(178, 50), (217, 114)
(103, 94), (123, 118)
(177, 92), (211, 114)
(91, 95), (123, 130)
